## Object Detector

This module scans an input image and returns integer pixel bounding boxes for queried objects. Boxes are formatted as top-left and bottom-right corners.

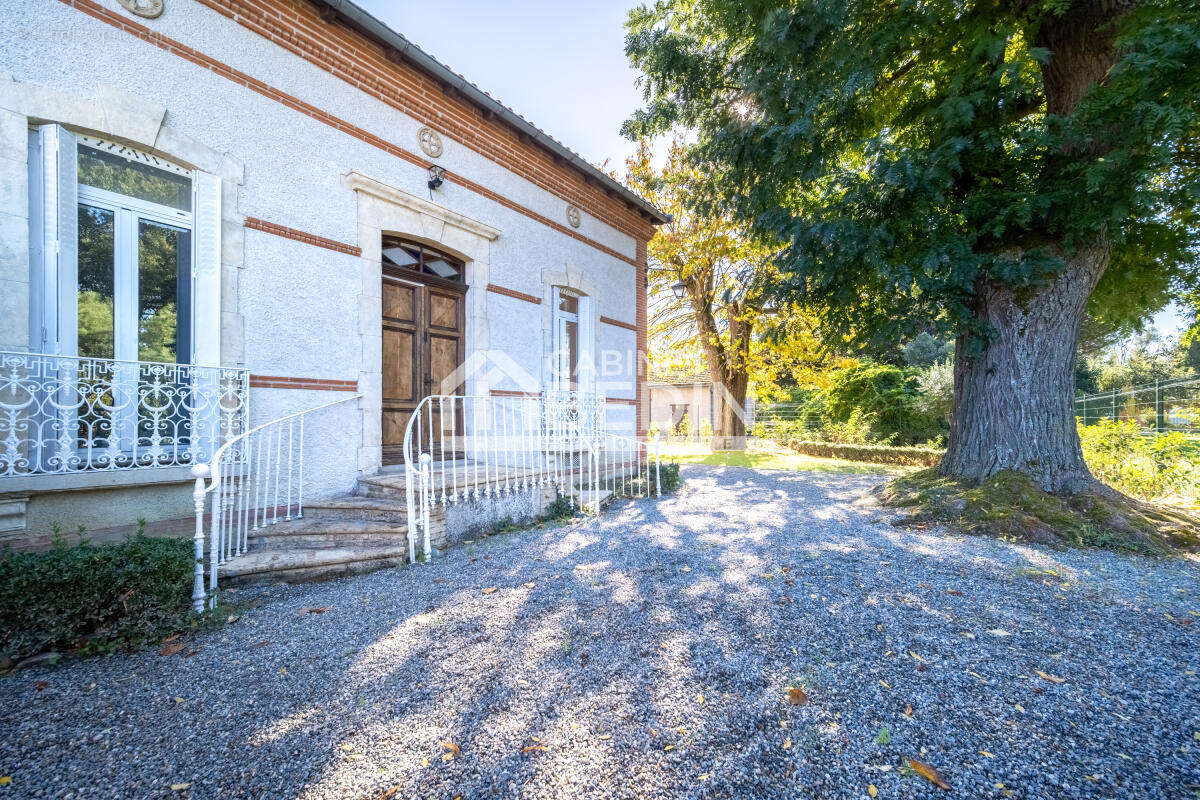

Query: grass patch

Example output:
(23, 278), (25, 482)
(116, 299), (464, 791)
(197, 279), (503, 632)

(877, 469), (1200, 555)
(662, 443), (902, 474)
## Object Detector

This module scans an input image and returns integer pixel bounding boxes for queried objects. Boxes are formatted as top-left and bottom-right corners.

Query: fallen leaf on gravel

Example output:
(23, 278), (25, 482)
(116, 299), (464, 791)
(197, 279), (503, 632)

(162, 634), (180, 643)
(782, 739), (792, 749)
(787, 687), (809, 706)
(0, 777), (10, 786)
(169, 783), (191, 791)
(441, 741), (461, 757)
(300, 606), (331, 614)
(979, 750), (996, 758)
(663, 744), (675, 751)
(160, 642), (186, 656)
(698, 773), (710, 781)
(987, 629), (1011, 637)
(904, 703), (913, 718)
(524, 582), (535, 589)
(908, 758), (951, 790)
(696, 693), (704, 704)
(946, 589), (964, 596)
(1014, 703), (1026, 713)
(959, 632), (976, 639)
(482, 587), (498, 594)
(34, 680), (48, 691)
(598, 734), (612, 740)
(248, 640), (270, 649)
(521, 745), (547, 754)
(879, 680), (891, 689)
(1035, 670), (1066, 684)
(868, 785), (878, 797)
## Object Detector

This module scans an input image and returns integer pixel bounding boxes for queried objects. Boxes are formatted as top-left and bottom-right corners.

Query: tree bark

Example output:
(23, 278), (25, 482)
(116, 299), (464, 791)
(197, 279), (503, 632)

(941, 239), (1109, 492)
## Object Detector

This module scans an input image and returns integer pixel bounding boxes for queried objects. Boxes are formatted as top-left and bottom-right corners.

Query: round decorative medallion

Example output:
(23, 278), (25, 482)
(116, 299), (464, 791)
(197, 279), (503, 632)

(118, 0), (164, 18)
(565, 204), (582, 228)
(417, 126), (443, 158)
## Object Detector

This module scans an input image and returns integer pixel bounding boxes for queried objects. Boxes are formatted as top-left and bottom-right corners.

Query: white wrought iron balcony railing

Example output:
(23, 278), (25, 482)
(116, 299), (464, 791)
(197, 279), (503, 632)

(0, 351), (249, 477)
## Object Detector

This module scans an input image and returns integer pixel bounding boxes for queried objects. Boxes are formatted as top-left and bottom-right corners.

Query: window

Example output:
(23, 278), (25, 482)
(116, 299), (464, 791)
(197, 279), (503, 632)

(382, 237), (464, 283)
(551, 287), (593, 393)
(29, 128), (220, 366)
(76, 143), (193, 364)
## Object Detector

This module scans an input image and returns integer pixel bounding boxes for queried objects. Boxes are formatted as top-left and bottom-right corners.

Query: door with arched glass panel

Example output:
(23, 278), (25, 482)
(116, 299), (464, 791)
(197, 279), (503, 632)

(380, 238), (467, 465)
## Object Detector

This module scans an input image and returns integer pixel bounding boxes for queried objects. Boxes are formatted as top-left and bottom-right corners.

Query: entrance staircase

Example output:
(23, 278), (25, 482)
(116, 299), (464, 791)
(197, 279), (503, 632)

(187, 392), (658, 611)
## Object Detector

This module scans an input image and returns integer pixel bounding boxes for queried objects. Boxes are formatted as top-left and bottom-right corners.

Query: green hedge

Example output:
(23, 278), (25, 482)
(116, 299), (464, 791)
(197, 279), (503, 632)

(786, 439), (944, 467)
(0, 535), (199, 662)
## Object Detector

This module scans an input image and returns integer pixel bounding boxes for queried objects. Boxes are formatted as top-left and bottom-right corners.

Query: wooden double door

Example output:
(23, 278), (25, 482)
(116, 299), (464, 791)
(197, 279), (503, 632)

(381, 275), (466, 466)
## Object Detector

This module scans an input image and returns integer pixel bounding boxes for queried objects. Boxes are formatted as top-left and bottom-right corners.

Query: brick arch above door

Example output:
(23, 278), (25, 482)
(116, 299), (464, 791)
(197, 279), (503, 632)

(345, 171), (500, 474)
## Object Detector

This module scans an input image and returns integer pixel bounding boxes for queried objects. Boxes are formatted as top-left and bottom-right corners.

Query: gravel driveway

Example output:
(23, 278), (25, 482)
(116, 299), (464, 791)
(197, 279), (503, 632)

(3, 465), (1199, 800)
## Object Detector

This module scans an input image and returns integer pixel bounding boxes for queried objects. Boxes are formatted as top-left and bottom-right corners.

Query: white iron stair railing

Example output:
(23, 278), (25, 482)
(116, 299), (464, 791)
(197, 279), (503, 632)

(188, 392), (362, 611)
(402, 392), (661, 562)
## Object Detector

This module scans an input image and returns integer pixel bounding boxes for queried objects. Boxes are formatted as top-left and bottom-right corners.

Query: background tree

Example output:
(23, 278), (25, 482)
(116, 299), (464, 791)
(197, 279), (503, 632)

(627, 141), (780, 440)
(625, 0), (1200, 493)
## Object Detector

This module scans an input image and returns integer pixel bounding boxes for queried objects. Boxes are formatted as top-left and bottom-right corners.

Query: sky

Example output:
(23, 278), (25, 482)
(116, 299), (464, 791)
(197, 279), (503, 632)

(355, 0), (646, 176)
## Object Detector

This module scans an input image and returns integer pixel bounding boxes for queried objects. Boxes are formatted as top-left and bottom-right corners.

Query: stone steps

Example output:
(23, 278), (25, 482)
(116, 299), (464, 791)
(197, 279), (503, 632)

(221, 544), (411, 586)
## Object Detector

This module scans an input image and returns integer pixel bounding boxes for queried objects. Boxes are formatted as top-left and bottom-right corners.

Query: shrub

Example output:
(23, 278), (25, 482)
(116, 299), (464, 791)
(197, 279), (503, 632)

(785, 439), (943, 467)
(0, 534), (199, 662)
(821, 362), (946, 445)
(675, 412), (693, 439)
(1078, 419), (1200, 506)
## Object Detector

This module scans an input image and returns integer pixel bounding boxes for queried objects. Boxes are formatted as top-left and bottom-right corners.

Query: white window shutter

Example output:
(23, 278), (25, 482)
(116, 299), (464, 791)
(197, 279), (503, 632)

(33, 124), (77, 356)
(578, 295), (595, 395)
(191, 171), (222, 366)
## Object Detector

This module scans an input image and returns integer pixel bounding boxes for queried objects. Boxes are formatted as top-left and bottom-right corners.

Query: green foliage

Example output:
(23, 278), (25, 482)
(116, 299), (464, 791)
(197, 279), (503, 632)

(541, 491), (578, 523)
(902, 333), (952, 367)
(624, 0), (1200, 350)
(674, 411), (693, 439)
(0, 535), (198, 661)
(1079, 419), (1200, 505)
(821, 363), (946, 445)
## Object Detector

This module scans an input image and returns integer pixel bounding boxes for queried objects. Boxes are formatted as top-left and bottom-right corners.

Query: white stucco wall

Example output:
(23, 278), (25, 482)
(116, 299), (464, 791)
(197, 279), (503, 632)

(0, 0), (645, 535)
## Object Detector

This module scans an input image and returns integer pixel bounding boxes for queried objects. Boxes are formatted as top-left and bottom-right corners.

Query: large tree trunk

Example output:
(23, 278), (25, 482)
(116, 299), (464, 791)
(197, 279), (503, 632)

(940, 239), (1108, 493)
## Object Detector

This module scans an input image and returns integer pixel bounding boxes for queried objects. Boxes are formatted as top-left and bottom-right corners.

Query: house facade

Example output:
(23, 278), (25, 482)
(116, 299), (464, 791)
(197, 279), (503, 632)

(0, 0), (666, 554)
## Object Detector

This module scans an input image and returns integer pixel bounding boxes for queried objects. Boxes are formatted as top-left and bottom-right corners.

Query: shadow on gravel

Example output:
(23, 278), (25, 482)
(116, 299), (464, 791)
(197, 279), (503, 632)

(2, 465), (1197, 799)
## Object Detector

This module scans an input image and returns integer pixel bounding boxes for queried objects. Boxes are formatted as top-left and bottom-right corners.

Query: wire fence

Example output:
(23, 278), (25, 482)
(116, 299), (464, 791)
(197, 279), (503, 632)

(1075, 377), (1200, 436)
(751, 402), (813, 439)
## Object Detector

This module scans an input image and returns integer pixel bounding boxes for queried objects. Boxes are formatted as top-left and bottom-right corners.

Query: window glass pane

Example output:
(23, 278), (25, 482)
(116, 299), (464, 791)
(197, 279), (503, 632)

(138, 219), (191, 363)
(77, 145), (191, 211)
(77, 204), (115, 359)
(382, 246), (419, 269)
(423, 256), (461, 281)
(558, 291), (579, 315)
(565, 319), (579, 388)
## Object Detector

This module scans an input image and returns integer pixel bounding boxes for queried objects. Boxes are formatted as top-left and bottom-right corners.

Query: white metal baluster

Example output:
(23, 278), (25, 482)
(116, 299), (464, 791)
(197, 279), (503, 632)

(484, 399), (493, 497)
(439, 396), (448, 505)
(272, 423), (282, 526)
(472, 399), (481, 499)
(219, 454), (229, 562)
(450, 397), (459, 502)
(520, 398), (530, 490)
(297, 415), (305, 519)
(240, 436), (253, 552)
(420, 452), (433, 558)
(426, 398), (434, 501)
(502, 398), (512, 494)
(285, 418), (294, 520)
(253, 428), (265, 530)
(405, 462), (417, 564)
(209, 488), (220, 590)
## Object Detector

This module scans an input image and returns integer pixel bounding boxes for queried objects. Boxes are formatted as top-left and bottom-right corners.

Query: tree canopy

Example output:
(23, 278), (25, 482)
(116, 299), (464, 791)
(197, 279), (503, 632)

(624, 0), (1200, 351)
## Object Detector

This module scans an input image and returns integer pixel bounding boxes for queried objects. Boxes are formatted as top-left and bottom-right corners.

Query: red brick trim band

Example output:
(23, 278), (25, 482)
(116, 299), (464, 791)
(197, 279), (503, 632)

(486, 284), (542, 305)
(59, 0), (643, 269)
(250, 374), (359, 391)
(244, 217), (362, 256)
(194, 0), (657, 243)
(606, 397), (637, 406)
(600, 315), (637, 332)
